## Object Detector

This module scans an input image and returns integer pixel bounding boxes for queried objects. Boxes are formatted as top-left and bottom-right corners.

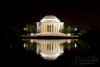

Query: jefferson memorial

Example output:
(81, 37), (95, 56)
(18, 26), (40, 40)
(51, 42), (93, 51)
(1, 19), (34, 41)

(37, 15), (64, 33)
(35, 15), (67, 36)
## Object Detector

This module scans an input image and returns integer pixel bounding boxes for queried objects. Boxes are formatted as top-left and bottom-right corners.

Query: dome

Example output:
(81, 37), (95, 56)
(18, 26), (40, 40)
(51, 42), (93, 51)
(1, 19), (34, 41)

(40, 15), (60, 22)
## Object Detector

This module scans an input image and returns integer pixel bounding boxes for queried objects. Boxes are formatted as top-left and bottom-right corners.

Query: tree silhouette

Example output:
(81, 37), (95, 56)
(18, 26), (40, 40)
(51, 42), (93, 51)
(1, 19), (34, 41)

(63, 26), (72, 34)
(24, 24), (36, 34)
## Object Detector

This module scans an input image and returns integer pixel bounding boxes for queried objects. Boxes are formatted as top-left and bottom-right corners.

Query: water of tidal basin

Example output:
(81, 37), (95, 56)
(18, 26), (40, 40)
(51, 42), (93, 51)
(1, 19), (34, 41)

(9, 39), (100, 66)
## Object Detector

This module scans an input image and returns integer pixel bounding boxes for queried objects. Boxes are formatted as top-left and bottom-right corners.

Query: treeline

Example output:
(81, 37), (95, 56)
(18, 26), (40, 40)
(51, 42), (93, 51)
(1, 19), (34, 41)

(79, 25), (100, 41)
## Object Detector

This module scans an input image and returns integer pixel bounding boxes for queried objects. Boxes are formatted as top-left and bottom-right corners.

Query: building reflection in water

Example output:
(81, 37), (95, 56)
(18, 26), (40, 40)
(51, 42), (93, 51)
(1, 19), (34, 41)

(23, 39), (78, 61)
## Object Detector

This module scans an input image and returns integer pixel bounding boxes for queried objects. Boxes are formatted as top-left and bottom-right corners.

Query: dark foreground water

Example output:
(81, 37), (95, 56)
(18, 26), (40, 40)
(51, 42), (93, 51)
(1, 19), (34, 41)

(6, 38), (100, 66)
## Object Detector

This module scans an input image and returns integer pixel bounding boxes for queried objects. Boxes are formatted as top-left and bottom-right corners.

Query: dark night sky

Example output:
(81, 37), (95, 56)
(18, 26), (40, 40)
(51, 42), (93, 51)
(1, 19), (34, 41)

(1, 1), (100, 29)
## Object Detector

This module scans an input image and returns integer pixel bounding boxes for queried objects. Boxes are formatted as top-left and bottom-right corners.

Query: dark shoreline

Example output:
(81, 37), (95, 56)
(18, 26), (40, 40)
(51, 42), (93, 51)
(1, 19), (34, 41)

(20, 36), (79, 39)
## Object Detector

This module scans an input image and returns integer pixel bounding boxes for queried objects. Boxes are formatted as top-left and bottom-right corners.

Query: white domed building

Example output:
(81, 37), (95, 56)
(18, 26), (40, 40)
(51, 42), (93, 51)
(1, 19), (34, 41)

(36, 15), (66, 36)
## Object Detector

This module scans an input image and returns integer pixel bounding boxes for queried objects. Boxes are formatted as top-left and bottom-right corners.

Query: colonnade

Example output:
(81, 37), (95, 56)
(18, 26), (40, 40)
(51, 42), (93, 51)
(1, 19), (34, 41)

(40, 24), (60, 32)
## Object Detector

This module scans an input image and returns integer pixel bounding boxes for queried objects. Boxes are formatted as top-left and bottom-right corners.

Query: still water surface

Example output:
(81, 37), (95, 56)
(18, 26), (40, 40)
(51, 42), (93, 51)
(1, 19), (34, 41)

(9, 39), (99, 66)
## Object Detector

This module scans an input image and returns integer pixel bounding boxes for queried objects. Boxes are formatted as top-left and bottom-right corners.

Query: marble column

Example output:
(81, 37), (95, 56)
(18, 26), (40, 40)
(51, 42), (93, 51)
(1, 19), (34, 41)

(46, 24), (47, 32)
(40, 26), (42, 32)
(55, 26), (56, 32)
(56, 26), (58, 32)
(52, 25), (53, 32)
(45, 24), (47, 32)
(50, 25), (52, 32)
(42, 25), (44, 32)
(54, 25), (55, 32)
(44, 25), (45, 32)
(49, 25), (50, 32)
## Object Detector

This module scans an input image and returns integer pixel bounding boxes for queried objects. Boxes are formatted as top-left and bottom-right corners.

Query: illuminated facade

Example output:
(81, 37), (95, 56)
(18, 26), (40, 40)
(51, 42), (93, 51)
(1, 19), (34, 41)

(37, 15), (64, 33)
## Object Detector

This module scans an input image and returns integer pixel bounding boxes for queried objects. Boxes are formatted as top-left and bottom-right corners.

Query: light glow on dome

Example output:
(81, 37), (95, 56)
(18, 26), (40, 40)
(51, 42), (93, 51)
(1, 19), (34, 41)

(40, 15), (60, 22)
